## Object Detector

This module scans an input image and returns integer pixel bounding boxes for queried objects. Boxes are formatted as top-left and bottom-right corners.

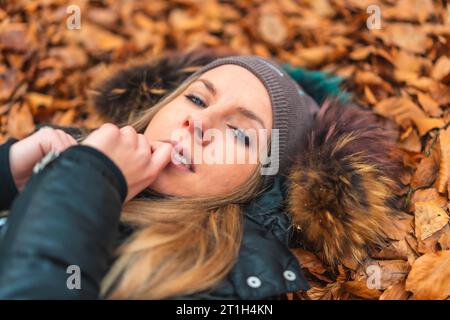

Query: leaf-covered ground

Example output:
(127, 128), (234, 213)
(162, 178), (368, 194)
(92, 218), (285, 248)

(1, 0), (449, 300)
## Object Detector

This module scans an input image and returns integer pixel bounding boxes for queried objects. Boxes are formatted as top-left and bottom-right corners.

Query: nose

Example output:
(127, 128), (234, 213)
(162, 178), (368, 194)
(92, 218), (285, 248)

(183, 113), (214, 147)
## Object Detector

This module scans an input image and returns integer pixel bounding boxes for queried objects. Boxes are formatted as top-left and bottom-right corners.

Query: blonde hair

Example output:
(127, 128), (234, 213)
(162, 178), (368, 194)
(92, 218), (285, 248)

(100, 70), (270, 299)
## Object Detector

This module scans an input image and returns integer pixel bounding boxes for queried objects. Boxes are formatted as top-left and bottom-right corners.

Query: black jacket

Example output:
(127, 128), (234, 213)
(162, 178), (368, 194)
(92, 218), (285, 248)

(0, 127), (309, 299)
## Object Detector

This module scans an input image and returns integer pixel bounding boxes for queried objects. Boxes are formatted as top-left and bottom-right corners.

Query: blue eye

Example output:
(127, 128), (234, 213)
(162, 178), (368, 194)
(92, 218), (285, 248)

(230, 126), (250, 146)
(184, 94), (207, 108)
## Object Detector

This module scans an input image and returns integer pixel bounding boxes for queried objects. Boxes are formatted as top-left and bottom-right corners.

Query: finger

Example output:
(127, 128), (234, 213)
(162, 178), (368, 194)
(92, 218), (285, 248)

(50, 131), (68, 152)
(120, 125), (138, 147)
(147, 143), (173, 176)
(67, 133), (78, 145)
(137, 134), (152, 161)
(56, 130), (77, 148)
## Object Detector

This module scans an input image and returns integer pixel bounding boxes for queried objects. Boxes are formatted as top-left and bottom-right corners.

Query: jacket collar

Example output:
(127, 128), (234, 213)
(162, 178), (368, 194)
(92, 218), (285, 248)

(200, 176), (310, 299)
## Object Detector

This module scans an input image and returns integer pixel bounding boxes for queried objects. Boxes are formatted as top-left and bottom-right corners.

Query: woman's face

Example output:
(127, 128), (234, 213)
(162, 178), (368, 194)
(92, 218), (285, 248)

(144, 65), (272, 197)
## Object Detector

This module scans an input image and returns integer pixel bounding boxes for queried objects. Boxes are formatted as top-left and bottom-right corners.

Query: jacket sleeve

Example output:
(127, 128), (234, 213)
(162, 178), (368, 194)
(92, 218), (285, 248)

(0, 145), (127, 299)
(0, 138), (19, 211)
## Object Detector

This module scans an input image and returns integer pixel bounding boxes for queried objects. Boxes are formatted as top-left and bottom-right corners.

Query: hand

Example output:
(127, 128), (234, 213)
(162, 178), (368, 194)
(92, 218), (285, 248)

(9, 127), (78, 191)
(82, 123), (173, 202)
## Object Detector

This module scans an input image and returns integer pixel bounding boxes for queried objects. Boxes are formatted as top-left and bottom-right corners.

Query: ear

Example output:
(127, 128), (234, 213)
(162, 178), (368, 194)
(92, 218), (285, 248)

(286, 98), (407, 270)
(88, 47), (236, 125)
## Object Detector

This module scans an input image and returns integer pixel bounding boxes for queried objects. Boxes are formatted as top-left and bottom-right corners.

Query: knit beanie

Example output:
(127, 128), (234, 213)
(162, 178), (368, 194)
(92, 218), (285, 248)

(183, 55), (320, 188)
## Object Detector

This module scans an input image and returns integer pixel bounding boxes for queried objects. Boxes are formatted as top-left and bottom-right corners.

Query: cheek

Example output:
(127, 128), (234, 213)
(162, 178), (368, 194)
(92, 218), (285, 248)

(144, 104), (184, 140)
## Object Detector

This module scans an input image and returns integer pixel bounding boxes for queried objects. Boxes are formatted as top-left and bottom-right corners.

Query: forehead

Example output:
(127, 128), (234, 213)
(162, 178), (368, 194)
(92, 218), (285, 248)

(196, 65), (272, 128)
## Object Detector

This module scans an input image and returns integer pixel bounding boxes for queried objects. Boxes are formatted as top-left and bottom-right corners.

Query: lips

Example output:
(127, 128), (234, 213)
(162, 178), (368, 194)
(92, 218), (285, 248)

(158, 139), (195, 173)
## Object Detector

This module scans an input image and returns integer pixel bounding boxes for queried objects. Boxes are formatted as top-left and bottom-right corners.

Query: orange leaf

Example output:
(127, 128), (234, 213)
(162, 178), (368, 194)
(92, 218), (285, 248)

(437, 127), (450, 195)
(405, 250), (450, 299)
(414, 201), (449, 241)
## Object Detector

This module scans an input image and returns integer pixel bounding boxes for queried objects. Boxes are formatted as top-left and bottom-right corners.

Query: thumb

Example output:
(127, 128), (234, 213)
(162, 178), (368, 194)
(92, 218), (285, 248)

(148, 142), (174, 176)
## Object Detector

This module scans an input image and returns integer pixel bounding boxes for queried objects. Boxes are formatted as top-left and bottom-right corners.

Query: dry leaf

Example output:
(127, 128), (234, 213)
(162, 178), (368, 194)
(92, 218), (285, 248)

(374, 23), (430, 54)
(7, 102), (34, 139)
(411, 188), (448, 210)
(379, 281), (411, 300)
(373, 97), (444, 136)
(414, 201), (449, 241)
(405, 250), (450, 299)
(343, 280), (382, 300)
(432, 56), (450, 82)
(417, 92), (443, 118)
(25, 92), (54, 115)
(399, 127), (421, 153)
(439, 227), (450, 250)
(356, 259), (411, 291)
(417, 223), (450, 254)
(411, 151), (440, 189)
(437, 126), (450, 195)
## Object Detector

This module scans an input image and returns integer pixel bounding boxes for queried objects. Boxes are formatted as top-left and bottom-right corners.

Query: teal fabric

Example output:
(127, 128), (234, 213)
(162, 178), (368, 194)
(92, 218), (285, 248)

(281, 63), (349, 105)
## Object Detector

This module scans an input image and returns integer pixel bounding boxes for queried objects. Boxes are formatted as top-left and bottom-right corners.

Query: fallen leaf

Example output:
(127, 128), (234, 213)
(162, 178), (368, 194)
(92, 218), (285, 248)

(399, 127), (421, 153)
(356, 259), (411, 291)
(405, 250), (450, 299)
(374, 23), (431, 54)
(417, 92), (443, 118)
(379, 281), (411, 300)
(25, 92), (54, 115)
(373, 97), (444, 136)
(291, 248), (332, 282)
(411, 188), (448, 210)
(0, 23), (35, 52)
(432, 55), (450, 83)
(414, 201), (449, 241)
(437, 126), (450, 195)
(411, 150), (440, 189)
(7, 102), (34, 139)
(343, 280), (382, 300)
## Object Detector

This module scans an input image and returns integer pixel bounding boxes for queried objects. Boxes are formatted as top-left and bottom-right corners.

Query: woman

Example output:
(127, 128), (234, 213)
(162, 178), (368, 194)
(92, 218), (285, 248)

(0, 50), (403, 299)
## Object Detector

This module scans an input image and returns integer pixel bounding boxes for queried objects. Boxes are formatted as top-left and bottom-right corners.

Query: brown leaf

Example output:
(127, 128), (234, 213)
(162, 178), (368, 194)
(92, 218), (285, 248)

(418, 224), (450, 254)
(25, 92), (54, 115)
(411, 188), (448, 210)
(439, 227), (450, 250)
(393, 49), (431, 75)
(0, 69), (24, 102)
(417, 92), (443, 118)
(432, 56), (450, 83)
(411, 151), (440, 189)
(382, 0), (435, 23)
(0, 23), (35, 52)
(379, 281), (411, 300)
(414, 201), (449, 241)
(437, 126), (450, 195)
(343, 280), (382, 300)
(373, 97), (444, 136)
(383, 211), (414, 241)
(291, 248), (331, 282)
(355, 70), (392, 92)
(356, 259), (411, 291)
(48, 46), (88, 70)
(295, 46), (334, 68)
(405, 250), (450, 299)
(307, 282), (348, 300)
(258, 4), (288, 47)
(65, 22), (125, 55)
(7, 102), (34, 139)
(399, 127), (421, 153)
(374, 23), (431, 54)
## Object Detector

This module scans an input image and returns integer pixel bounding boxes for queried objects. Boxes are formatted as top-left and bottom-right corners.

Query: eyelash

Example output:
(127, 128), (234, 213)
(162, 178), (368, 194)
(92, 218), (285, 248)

(184, 94), (250, 146)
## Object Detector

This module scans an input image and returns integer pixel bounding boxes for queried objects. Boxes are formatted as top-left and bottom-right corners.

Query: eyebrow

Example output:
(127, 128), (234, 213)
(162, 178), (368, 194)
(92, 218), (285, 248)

(195, 78), (217, 97)
(194, 78), (266, 129)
